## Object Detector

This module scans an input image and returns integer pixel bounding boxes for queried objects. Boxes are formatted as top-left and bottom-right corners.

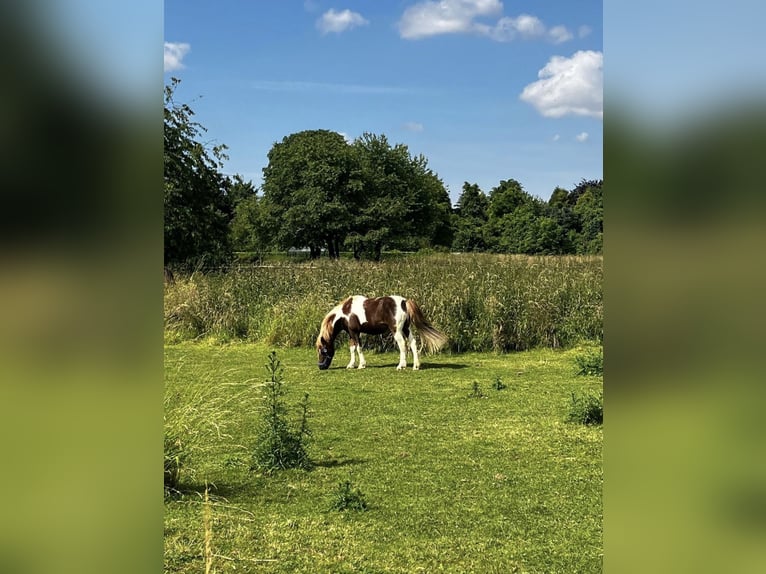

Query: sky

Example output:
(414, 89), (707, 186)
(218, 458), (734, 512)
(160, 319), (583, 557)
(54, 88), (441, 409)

(164, 1), (602, 204)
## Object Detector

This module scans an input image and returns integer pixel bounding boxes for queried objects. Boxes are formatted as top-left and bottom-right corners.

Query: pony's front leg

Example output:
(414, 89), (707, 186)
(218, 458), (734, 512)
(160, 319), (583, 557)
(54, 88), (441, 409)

(394, 332), (408, 370)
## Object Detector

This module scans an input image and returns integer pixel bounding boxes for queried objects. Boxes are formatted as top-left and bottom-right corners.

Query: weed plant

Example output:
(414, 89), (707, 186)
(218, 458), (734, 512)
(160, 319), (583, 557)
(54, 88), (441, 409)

(329, 478), (369, 512)
(574, 347), (604, 376)
(251, 351), (312, 472)
(567, 391), (604, 425)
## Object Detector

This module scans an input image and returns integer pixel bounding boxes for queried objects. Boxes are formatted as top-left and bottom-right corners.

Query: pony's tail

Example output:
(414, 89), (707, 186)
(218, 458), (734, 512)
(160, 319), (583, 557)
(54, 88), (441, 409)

(406, 299), (448, 353)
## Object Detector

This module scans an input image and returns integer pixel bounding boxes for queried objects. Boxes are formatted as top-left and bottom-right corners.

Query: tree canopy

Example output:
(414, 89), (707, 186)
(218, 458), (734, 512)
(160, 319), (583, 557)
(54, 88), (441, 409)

(164, 78), (233, 269)
(163, 81), (602, 264)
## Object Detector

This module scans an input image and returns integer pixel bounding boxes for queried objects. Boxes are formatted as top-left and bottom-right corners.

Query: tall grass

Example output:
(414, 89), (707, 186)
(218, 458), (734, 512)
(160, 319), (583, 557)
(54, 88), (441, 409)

(164, 253), (602, 352)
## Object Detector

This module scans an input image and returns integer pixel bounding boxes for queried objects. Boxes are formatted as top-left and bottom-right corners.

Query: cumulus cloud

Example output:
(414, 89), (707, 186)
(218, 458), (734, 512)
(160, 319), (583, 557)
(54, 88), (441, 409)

(576, 132), (589, 142)
(552, 134), (561, 142)
(398, 1), (574, 43)
(316, 9), (369, 34)
(519, 50), (603, 119)
(164, 42), (190, 72)
(398, 0), (503, 39)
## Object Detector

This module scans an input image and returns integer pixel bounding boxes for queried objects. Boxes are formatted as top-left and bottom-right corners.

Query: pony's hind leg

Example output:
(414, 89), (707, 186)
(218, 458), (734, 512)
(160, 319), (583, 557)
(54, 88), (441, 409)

(409, 333), (420, 370)
(356, 339), (366, 369)
(394, 331), (408, 370)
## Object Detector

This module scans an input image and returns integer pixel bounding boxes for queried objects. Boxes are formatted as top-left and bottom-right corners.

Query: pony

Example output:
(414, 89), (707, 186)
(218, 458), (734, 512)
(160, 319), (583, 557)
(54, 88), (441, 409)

(315, 295), (447, 370)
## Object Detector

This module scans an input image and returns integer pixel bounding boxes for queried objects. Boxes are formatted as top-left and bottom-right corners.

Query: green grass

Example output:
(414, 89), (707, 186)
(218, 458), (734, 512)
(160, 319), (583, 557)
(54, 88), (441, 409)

(164, 342), (602, 573)
(164, 253), (602, 352)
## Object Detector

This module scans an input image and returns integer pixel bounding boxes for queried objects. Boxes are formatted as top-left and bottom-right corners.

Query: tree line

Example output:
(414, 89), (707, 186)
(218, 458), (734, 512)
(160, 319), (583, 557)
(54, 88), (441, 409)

(165, 79), (602, 269)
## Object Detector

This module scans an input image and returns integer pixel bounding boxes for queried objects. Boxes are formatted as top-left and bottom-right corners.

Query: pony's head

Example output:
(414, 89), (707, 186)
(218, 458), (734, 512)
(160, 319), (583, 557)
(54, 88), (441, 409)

(316, 314), (335, 370)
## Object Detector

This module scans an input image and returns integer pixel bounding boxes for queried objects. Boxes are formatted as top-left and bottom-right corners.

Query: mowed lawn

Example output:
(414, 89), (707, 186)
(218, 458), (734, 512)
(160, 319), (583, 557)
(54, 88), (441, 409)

(164, 342), (602, 574)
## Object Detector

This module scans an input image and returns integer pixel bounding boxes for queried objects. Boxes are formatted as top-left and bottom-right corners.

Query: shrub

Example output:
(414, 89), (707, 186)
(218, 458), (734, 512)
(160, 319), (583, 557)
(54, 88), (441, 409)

(491, 376), (507, 390)
(329, 479), (368, 512)
(252, 351), (312, 472)
(574, 347), (604, 377)
(469, 381), (486, 398)
(567, 391), (603, 425)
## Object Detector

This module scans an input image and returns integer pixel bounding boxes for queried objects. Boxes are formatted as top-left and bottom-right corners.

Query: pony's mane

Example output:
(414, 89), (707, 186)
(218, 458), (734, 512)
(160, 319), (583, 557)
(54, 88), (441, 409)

(316, 312), (336, 348)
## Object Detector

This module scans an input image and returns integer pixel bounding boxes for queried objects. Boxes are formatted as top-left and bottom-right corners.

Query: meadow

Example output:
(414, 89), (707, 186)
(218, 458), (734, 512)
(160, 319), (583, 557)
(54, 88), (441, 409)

(164, 253), (603, 352)
(164, 254), (603, 573)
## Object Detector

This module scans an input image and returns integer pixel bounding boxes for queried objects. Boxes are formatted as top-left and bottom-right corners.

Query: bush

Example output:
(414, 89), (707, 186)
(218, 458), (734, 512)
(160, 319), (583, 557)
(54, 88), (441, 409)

(329, 479), (368, 512)
(574, 347), (604, 376)
(567, 391), (603, 425)
(252, 351), (312, 472)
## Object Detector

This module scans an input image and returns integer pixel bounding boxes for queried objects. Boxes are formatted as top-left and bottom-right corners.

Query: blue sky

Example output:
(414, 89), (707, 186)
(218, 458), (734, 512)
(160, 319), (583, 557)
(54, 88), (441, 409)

(165, 1), (602, 203)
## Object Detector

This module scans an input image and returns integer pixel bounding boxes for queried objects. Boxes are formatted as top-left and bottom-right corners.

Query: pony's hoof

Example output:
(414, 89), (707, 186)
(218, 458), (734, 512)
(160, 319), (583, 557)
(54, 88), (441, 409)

(358, 364), (366, 369)
(396, 365), (406, 371)
(412, 365), (420, 371)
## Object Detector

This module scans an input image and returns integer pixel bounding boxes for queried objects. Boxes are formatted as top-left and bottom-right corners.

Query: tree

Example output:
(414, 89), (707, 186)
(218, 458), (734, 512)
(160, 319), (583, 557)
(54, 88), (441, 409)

(261, 130), (359, 258)
(572, 182), (603, 254)
(164, 78), (233, 269)
(452, 182), (489, 252)
(350, 133), (447, 259)
(230, 194), (274, 253)
(487, 179), (531, 219)
(224, 174), (257, 213)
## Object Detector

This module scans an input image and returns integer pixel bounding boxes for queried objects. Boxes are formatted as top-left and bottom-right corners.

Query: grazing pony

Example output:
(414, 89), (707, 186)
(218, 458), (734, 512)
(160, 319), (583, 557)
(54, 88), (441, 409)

(315, 295), (447, 370)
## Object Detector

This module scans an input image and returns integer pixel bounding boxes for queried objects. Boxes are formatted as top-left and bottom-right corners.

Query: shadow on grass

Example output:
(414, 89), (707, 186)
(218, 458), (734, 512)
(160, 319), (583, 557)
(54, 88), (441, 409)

(166, 480), (244, 500)
(353, 362), (468, 370)
(320, 359), (468, 370)
(313, 457), (368, 469)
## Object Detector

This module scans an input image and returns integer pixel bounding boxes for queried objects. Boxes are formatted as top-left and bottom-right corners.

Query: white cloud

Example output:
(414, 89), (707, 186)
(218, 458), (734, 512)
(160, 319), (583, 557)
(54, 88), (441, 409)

(578, 25), (592, 38)
(576, 132), (589, 142)
(398, 1), (573, 43)
(403, 121), (424, 132)
(519, 50), (603, 119)
(398, 0), (503, 39)
(548, 25), (573, 44)
(552, 134), (560, 142)
(164, 42), (190, 72)
(316, 9), (369, 34)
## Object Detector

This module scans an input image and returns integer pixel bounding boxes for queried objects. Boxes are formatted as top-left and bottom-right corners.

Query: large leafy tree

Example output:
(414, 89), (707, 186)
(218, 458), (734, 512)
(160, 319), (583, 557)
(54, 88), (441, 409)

(349, 134), (449, 259)
(484, 179), (569, 254)
(452, 182), (489, 252)
(164, 78), (232, 269)
(261, 130), (360, 258)
(572, 180), (603, 254)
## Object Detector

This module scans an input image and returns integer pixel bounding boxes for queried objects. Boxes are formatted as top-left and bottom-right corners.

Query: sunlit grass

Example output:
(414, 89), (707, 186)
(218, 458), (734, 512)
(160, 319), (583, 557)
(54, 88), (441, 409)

(164, 253), (602, 352)
(164, 342), (602, 573)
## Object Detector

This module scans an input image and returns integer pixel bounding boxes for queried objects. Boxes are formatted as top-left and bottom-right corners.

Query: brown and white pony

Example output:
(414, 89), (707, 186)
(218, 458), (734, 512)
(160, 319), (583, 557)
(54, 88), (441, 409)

(315, 295), (447, 370)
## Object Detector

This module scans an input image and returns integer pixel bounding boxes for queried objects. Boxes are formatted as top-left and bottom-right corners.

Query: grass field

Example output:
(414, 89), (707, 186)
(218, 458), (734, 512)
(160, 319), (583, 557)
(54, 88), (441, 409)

(164, 253), (602, 352)
(164, 342), (602, 573)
